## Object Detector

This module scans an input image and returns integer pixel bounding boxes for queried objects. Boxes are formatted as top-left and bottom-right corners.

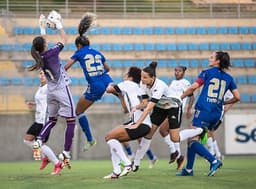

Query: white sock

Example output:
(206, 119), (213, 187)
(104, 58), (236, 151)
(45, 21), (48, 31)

(110, 149), (122, 175)
(206, 137), (215, 155)
(107, 139), (131, 166)
(41, 145), (59, 164)
(179, 128), (203, 141)
(213, 140), (221, 158)
(163, 135), (176, 153)
(133, 137), (151, 166)
(174, 142), (181, 158)
(23, 139), (34, 148)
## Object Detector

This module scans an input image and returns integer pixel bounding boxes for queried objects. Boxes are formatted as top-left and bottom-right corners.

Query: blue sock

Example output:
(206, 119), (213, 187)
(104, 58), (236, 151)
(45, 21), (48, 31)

(191, 140), (215, 163)
(185, 141), (197, 170)
(124, 145), (133, 156)
(146, 148), (155, 160)
(78, 113), (93, 142)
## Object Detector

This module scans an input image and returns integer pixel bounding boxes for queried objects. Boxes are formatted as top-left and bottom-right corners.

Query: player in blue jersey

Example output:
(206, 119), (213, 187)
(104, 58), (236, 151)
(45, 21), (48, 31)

(64, 14), (113, 151)
(29, 11), (76, 174)
(176, 51), (240, 176)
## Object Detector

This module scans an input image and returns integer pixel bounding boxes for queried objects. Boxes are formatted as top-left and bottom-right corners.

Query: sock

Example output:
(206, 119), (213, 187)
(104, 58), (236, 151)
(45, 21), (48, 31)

(110, 147), (122, 175)
(133, 137), (151, 166)
(185, 141), (197, 170)
(206, 137), (214, 155)
(107, 139), (131, 166)
(146, 148), (155, 161)
(124, 144), (133, 156)
(179, 128), (203, 141)
(41, 145), (59, 164)
(190, 140), (215, 163)
(24, 139), (34, 148)
(38, 118), (57, 141)
(77, 113), (93, 142)
(163, 135), (176, 153)
(174, 142), (181, 158)
(213, 140), (221, 158)
(64, 119), (76, 151)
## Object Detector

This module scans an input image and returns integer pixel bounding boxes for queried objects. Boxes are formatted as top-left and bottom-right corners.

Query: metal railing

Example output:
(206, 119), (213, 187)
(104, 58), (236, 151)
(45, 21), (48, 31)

(0, 0), (256, 18)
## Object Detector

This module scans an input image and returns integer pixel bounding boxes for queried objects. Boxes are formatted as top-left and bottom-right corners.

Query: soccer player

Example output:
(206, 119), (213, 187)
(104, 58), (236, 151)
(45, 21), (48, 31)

(64, 13), (113, 151)
(103, 66), (152, 179)
(23, 70), (62, 174)
(176, 51), (240, 176)
(30, 11), (76, 174)
(159, 66), (194, 170)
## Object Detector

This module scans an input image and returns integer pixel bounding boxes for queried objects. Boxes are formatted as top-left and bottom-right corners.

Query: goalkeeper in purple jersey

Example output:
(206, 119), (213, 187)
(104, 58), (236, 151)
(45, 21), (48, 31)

(65, 13), (113, 151)
(28, 11), (76, 174)
(177, 51), (240, 177)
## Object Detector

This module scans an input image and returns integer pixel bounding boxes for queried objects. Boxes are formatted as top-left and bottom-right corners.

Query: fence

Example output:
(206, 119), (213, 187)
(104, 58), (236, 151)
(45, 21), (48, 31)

(1, 0), (256, 19)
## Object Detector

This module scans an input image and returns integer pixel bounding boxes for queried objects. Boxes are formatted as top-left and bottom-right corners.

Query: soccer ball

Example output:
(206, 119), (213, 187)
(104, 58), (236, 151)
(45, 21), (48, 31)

(58, 153), (65, 161)
(46, 19), (57, 30)
(46, 10), (62, 30)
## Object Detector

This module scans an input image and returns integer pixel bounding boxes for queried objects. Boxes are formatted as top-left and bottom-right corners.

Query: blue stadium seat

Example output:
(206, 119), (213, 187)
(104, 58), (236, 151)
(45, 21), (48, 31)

(244, 59), (254, 67)
(186, 27), (196, 34)
(65, 27), (77, 35)
(167, 60), (178, 68)
(112, 43), (123, 51)
(134, 43), (144, 51)
(240, 93), (251, 102)
(112, 76), (123, 83)
(102, 94), (118, 103)
(207, 27), (217, 34)
(101, 43), (111, 51)
(72, 95), (80, 103)
(23, 26), (34, 35)
(175, 27), (186, 34)
(11, 77), (23, 85)
(247, 75), (256, 84)
(240, 42), (251, 50)
(33, 77), (40, 86)
(111, 27), (122, 35)
(22, 60), (34, 68)
(251, 93), (256, 102)
(122, 60), (134, 68)
(252, 42), (256, 50)
(190, 59), (199, 68)
(133, 27), (143, 35)
(0, 44), (12, 51)
(143, 27), (153, 35)
(154, 27), (165, 34)
(177, 43), (187, 51)
(70, 77), (80, 86)
(210, 42), (219, 50)
(109, 60), (123, 68)
(165, 27), (175, 34)
(123, 43), (133, 51)
(201, 59), (208, 67)
(101, 27), (111, 35)
(88, 27), (100, 35)
(155, 43), (166, 51)
(0, 77), (9, 86)
(199, 43), (209, 50)
(239, 26), (249, 34)
(79, 77), (87, 85)
(219, 42), (230, 50)
(157, 60), (167, 68)
(249, 26), (256, 34)
(24, 77), (34, 86)
(187, 43), (198, 51)
(135, 60), (145, 67)
(230, 42), (240, 50)
(235, 75), (247, 84)
(217, 27), (228, 34)
(196, 27), (207, 34)
(166, 43), (176, 51)
(91, 43), (100, 50)
(13, 27), (23, 35)
(179, 59), (189, 67)
(14, 43), (24, 51)
(144, 43), (155, 51)
(122, 27), (132, 34)
(232, 59), (243, 67)
(68, 43), (76, 51)
(23, 43), (32, 51)
(228, 26), (238, 34)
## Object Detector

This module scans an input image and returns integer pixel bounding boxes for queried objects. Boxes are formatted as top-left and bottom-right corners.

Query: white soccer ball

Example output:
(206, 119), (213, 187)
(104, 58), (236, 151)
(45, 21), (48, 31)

(46, 10), (62, 30)
(46, 19), (57, 29)
(58, 153), (65, 161)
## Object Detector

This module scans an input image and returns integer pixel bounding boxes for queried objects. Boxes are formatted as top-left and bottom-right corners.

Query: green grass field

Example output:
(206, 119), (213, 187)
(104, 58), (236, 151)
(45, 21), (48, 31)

(1, 157), (255, 189)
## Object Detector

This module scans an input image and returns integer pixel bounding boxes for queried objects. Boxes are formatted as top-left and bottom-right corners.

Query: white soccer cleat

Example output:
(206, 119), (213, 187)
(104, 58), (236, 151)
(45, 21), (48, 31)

(119, 165), (132, 177)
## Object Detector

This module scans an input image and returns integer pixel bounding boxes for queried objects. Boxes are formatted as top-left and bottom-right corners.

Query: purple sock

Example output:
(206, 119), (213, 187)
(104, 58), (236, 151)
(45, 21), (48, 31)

(38, 118), (57, 141)
(64, 119), (76, 151)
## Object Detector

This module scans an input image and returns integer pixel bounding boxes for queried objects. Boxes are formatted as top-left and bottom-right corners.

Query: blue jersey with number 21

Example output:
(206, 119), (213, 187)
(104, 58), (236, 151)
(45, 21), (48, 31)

(192, 67), (237, 128)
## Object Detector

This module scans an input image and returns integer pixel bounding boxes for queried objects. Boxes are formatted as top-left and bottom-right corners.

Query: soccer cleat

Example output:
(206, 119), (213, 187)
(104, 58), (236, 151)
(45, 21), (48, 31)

(33, 140), (42, 161)
(40, 157), (50, 170)
(208, 160), (222, 176)
(103, 172), (120, 179)
(148, 157), (158, 169)
(83, 140), (97, 151)
(51, 161), (63, 175)
(169, 150), (178, 164)
(176, 155), (185, 170)
(131, 161), (139, 172)
(176, 168), (194, 176)
(119, 165), (132, 177)
(59, 152), (71, 169)
(200, 127), (208, 145)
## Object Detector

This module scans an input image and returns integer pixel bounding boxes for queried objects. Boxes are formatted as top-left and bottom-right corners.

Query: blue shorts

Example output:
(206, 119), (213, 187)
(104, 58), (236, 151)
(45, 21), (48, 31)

(192, 109), (222, 130)
(84, 74), (113, 102)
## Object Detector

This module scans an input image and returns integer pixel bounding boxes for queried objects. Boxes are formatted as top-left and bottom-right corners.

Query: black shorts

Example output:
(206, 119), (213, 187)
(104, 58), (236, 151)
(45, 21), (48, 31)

(125, 124), (151, 140)
(150, 106), (182, 129)
(26, 122), (50, 143)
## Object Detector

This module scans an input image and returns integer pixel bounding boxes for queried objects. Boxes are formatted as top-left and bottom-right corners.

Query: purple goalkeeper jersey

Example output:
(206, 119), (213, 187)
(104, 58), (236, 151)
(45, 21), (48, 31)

(40, 42), (71, 91)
